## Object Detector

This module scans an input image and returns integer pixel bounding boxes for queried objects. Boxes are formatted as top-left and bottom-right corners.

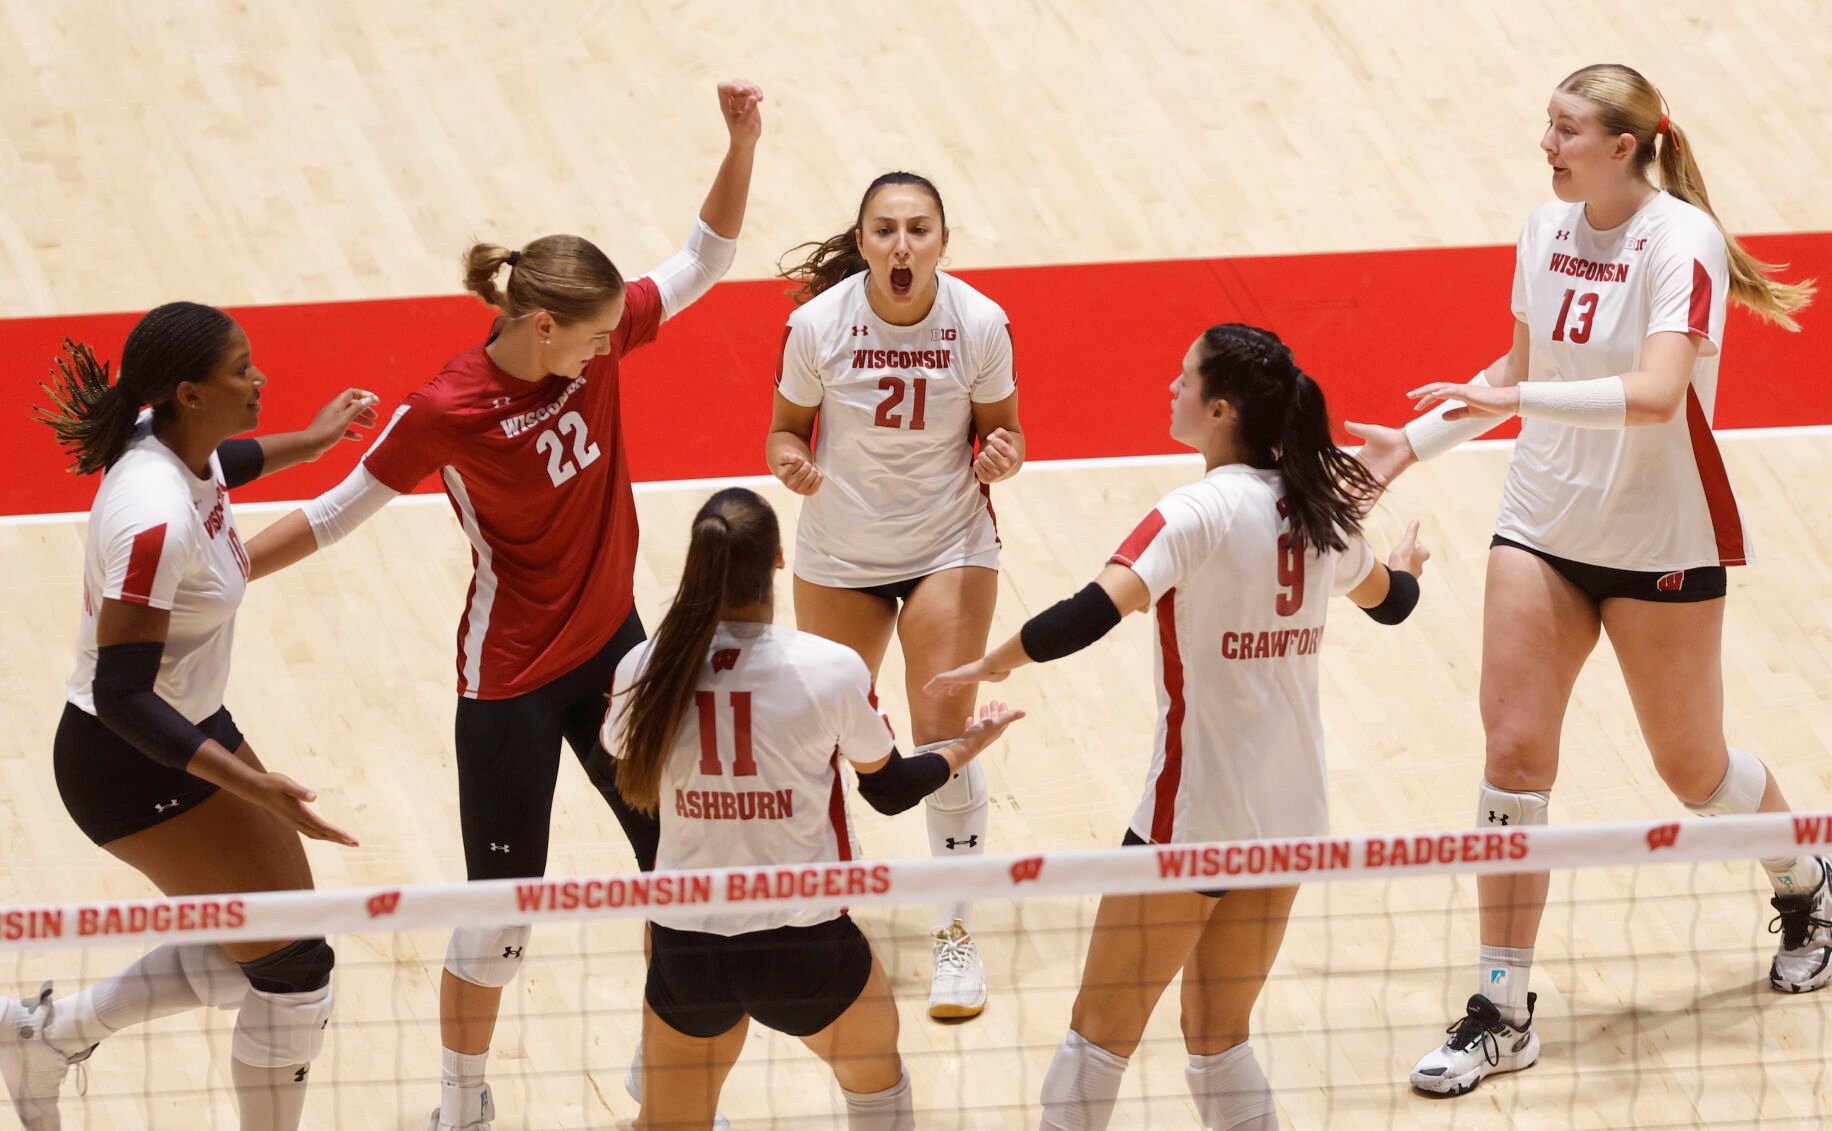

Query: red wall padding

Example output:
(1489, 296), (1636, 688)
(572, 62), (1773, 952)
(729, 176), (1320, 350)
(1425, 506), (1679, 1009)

(5, 234), (1827, 517)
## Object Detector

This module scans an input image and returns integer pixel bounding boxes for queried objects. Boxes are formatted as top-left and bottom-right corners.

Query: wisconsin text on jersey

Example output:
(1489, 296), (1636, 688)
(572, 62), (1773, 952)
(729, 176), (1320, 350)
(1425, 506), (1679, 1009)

(851, 347), (952, 369)
(498, 374), (588, 439)
(1546, 252), (1632, 283)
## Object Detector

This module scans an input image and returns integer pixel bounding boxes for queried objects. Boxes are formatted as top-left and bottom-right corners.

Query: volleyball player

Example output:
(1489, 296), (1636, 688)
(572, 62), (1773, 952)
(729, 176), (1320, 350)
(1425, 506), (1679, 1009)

(243, 80), (762, 1131)
(1343, 65), (1827, 1096)
(931, 323), (1427, 1129)
(767, 170), (1024, 1018)
(3, 303), (375, 1130)
(602, 486), (1022, 1131)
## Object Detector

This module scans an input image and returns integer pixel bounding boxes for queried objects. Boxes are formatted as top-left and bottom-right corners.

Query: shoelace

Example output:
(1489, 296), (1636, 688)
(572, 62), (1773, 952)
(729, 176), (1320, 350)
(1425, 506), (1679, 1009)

(1443, 1007), (1502, 1068)
(1769, 905), (1832, 952)
(933, 931), (977, 976)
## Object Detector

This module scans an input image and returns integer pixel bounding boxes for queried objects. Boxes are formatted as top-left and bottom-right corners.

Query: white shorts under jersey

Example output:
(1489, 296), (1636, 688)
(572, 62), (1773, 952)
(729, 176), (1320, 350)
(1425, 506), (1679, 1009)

(1499, 191), (1746, 571)
(603, 622), (897, 934)
(66, 416), (251, 722)
(1109, 466), (1375, 845)
(776, 270), (1016, 587)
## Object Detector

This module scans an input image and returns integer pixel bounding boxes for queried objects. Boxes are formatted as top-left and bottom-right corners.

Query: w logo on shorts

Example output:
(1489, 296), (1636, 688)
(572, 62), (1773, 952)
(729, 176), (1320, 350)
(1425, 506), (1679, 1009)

(1657, 570), (1686, 592)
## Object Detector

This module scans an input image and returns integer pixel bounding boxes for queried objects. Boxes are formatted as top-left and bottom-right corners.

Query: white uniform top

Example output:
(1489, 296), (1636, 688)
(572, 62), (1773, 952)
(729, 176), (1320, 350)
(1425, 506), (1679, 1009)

(1498, 192), (1746, 571)
(66, 416), (251, 722)
(1110, 465), (1375, 845)
(603, 622), (897, 934)
(776, 271), (1016, 587)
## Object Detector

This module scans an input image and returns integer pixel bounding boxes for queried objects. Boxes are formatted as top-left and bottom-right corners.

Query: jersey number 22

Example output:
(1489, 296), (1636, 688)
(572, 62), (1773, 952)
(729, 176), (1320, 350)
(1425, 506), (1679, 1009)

(535, 411), (601, 487)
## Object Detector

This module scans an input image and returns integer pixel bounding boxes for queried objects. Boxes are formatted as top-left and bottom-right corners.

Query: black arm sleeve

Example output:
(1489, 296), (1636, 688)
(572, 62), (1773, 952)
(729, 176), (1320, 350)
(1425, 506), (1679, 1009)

(91, 642), (213, 770)
(215, 439), (265, 489)
(1360, 567), (1421, 625)
(853, 748), (951, 816)
(1019, 582), (1123, 663)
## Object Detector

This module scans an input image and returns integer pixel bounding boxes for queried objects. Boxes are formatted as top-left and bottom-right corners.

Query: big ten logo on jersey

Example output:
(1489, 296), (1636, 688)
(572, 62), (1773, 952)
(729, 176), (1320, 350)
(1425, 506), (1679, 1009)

(930, 327), (957, 341)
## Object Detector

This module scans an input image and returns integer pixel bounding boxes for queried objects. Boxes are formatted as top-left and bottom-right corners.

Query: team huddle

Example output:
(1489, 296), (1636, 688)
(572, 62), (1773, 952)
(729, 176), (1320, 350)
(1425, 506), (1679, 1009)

(5, 62), (1828, 1131)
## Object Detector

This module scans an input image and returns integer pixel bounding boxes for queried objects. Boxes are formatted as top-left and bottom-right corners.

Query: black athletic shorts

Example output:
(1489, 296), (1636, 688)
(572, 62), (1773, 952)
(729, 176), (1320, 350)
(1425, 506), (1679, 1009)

(54, 700), (241, 846)
(1123, 828), (1229, 899)
(453, 608), (659, 881)
(646, 914), (875, 1039)
(1490, 536), (1727, 604)
(849, 574), (926, 605)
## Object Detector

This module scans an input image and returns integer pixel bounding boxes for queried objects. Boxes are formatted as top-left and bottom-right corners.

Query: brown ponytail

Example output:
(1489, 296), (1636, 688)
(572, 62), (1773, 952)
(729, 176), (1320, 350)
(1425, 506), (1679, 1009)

(777, 171), (947, 304)
(614, 488), (780, 814)
(33, 302), (236, 476)
(462, 235), (625, 324)
(1558, 64), (1815, 330)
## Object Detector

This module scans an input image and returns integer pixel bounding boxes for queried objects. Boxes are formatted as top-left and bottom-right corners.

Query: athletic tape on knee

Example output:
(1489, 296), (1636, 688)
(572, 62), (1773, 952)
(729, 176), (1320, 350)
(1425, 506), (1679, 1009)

(1185, 1042), (1277, 1130)
(445, 924), (532, 988)
(181, 944), (250, 1009)
(231, 982), (333, 1068)
(1477, 779), (1550, 829)
(1685, 745), (1768, 817)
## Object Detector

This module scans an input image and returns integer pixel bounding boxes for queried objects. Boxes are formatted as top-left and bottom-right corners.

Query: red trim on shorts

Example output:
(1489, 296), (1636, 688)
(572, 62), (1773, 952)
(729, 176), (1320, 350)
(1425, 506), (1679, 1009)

(1688, 260), (1712, 337)
(1150, 589), (1185, 844)
(1112, 508), (1167, 568)
(119, 524), (168, 605)
(827, 747), (853, 861)
(1684, 386), (1746, 566)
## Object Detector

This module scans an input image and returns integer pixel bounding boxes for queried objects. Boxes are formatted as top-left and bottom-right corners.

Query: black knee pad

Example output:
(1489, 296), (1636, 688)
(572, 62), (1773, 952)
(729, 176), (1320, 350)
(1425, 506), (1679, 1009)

(239, 937), (335, 994)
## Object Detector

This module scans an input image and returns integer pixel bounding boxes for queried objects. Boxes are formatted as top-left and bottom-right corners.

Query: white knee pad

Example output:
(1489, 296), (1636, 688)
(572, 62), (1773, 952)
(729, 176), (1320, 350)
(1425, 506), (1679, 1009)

(445, 924), (532, 988)
(232, 983), (333, 1068)
(180, 944), (250, 1009)
(924, 754), (988, 854)
(1477, 779), (1550, 829)
(1185, 1042), (1276, 1130)
(1685, 745), (1769, 816)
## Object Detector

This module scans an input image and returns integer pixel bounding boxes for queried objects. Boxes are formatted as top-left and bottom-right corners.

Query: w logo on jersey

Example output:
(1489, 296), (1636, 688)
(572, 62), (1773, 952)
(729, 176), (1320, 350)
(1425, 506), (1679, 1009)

(712, 648), (741, 672)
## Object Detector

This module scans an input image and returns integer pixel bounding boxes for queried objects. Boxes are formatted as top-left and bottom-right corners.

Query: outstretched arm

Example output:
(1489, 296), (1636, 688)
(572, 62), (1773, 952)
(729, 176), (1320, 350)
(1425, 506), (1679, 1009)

(926, 563), (1151, 693)
(224, 389), (379, 485)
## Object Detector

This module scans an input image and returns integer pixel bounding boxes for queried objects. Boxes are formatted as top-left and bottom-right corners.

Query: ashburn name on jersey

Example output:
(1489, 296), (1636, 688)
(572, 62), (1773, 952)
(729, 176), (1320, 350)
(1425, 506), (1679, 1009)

(499, 373), (589, 439)
(1546, 252), (1632, 283)
(851, 348), (952, 370)
(675, 787), (795, 821)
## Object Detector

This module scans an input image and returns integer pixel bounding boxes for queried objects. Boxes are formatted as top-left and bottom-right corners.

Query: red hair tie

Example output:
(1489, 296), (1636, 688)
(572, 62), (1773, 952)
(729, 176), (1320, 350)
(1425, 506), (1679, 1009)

(1656, 113), (1670, 136)
(1654, 86), (1673, 138)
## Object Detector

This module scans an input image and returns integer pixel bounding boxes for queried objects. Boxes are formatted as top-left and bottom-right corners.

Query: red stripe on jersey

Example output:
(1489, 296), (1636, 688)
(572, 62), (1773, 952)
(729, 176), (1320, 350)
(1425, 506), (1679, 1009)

(979, 481), (1002, 546)
(119, 524), (169, 605)
(1150, 588), (1186, 844)
(1111, 508), (1167, 568)
(827, 747), (853, 862)
(1684, 386), (1747, 566)
(773, 324), (792, 387)
(1688, 259), (1712, 337)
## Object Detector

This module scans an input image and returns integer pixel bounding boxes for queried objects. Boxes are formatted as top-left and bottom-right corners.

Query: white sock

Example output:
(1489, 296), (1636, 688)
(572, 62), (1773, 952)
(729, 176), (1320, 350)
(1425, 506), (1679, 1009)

(842, 1067), (915, 1131)
(1762, 854), (1825, 897)
(925, 759), (989, 928)
(439, 1047), (491, 1126)
(1185, 1043), (1277, 1130)
(1478, 944), (1534, 1028)
(44, 944), (246, 1051)
(1039, 1029), (1129, 1131)
(231, 1058), (311, 1131)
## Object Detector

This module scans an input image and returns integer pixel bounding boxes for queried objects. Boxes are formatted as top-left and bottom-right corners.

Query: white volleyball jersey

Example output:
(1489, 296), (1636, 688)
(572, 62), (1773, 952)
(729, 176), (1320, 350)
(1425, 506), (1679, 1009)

(1110, 466), (1375, 845)
(776, 271), (1016, 586)
(1498, 192), (1747, 570)
(67, 416), (251, 722)
(604, 622), (897, 934)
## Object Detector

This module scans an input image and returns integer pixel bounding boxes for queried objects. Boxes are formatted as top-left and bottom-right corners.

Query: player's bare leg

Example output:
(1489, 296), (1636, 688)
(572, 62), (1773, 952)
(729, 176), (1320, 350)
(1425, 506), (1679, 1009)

(1178, 886), (1298, 1131)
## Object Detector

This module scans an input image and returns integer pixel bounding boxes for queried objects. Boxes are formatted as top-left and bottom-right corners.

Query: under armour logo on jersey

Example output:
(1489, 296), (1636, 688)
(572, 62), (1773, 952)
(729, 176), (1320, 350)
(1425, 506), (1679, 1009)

(711, 648), (741, 672)
(944, 835), (979, 850)
(1488, 812), (1509, 825)
(502, 946), (523, 959)
(490, 843), (512, 853)
(1555, 229), (1571, 240)
(851, 325), (870, 336)
(294, 1066), (309, 1083)
(490, 396), (512, 409)
(154, 799), (181, 813)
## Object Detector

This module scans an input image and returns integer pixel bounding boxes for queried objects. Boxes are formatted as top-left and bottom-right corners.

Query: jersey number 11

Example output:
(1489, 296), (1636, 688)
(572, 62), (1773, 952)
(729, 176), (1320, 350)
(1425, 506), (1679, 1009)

(696, 691), (758, 777)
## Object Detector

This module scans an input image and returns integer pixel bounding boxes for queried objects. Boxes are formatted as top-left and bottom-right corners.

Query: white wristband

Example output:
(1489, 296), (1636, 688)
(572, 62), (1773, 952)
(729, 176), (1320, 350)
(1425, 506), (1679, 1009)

(1402, 371), (1506, 461)
(1515, 376), (1627, 429)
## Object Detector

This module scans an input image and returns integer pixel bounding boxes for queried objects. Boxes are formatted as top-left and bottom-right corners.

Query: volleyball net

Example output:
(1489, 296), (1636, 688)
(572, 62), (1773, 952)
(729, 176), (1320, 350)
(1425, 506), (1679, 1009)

(5, 811), (1831, 1129)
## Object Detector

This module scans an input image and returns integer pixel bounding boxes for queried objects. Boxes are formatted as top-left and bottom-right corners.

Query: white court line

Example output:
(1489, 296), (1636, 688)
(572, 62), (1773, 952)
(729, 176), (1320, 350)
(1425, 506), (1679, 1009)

(3, 424), (1827, 527)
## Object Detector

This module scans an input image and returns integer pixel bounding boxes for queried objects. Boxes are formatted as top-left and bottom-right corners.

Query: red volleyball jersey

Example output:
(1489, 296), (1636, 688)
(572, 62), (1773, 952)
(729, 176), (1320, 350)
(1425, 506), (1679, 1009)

(361, 278), (663, 699)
